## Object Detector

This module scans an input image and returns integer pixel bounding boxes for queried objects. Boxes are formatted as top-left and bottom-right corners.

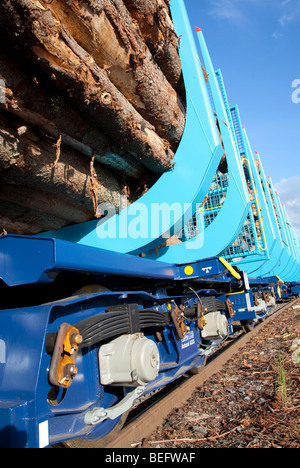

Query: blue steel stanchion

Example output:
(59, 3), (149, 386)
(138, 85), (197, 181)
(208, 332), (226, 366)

(276, 195), (299, 280)
(144, 28), (251, 263)
(289, 234), (300, 281)
(217, 108), (271, 270)
(266, 176), (292, 280)
(281, 205), (300, 281)
(273, 190), (295, 280)
(242, 128), (273, 253)
(264, 176), (296, 278)
(289, 223), (300, 280)
(253, 155), (285, 279)
(231, 126), (279, 276)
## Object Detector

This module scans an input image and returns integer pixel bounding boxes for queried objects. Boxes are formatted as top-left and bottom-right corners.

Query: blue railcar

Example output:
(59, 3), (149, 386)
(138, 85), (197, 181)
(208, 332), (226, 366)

(0, 0), (299, 448)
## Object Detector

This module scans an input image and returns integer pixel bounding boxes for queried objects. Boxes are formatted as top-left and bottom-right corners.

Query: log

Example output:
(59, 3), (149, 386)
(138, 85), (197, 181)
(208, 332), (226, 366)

(0, 199), (72, 235)
(0, 47), (147, 179)
(40, 0), (186, 143)
(0, 111), (127, 229)
(0, 183), (92, 225)
(0, 0), (182, 170)
(123, 0), (184, 93)
(0, 0), (189, 235)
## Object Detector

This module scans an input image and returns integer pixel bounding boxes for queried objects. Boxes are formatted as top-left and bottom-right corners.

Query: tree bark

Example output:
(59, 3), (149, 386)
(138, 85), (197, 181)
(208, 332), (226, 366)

(0, 198), (74, 235)
(123, 0), (184, 93)
(0, 0), (184, 170)
(0, 47), (147, 180)
(0, 111), (125, 226)
(41, 0), (186, 143)
(0, 0), (188, 235)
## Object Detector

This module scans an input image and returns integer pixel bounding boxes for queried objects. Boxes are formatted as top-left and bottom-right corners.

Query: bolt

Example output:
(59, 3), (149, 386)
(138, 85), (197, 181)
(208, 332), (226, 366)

(70, 333), (83, 346)
(64, 364), (78, 378)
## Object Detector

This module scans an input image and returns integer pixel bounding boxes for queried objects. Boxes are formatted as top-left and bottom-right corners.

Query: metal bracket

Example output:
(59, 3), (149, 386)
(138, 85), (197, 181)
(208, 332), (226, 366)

(49, 322), (82, 389)
(84, 386), (146, 426)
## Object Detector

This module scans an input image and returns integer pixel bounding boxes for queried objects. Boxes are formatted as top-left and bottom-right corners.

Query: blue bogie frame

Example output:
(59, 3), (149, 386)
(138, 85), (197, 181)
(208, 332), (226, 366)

(0, 235), (292, 447)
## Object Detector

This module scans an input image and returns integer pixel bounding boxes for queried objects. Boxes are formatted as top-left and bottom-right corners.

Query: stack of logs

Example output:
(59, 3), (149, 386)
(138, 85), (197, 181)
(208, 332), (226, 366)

(0, 0), (186, 234)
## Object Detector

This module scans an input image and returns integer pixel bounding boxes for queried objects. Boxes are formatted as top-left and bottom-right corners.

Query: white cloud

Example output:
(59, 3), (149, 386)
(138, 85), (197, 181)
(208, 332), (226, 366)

(279, 12), (296, 25)
(208, 0), (245, 22)
(208, 0), (300, 28)
(278, 0), (300, 25)
(272, 31), (284, 39)
(270, 0), (300, 39)
(275, 176), (300, 238)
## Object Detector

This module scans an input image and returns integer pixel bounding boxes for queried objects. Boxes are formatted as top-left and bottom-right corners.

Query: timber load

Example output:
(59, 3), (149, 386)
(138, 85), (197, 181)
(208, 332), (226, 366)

(0, 0), (186, 234)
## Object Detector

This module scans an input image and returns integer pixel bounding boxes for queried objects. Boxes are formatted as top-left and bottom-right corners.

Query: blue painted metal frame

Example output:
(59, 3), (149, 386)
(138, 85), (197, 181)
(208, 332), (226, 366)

(0, 234), (241, 448)
(1, 0), (300, 449)
(142, 29), (251, 263)
(252, 156), (285, 278)
(245, 170), (300, 282)
(0, 235), (176, 286)
(266, 176), (293, 280)
(219, 107), (270, 266)
(274, 190), (297, 280)
(281, 205), (300, 281)
(0, 234), (235, 287)
(215, 108), (300, 282)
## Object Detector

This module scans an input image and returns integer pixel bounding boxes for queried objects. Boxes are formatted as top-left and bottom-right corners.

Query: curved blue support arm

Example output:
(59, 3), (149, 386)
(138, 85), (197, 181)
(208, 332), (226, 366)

(287, 231), (300, 280)
(242, 128), (274, 254)
(253, 156), (285, 278)
(272, 191), (295, 279)
(143, 29), (250, 263)
(227, 125), (281, 277)
(264, 176), (292, 279)
(38, 0), (224, 255)
(208, 105), (273, 272)
(281, 206), (300, 280)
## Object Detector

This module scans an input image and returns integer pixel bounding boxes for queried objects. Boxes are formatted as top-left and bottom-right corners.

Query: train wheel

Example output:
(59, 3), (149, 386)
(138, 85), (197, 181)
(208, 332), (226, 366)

(72, 284), (111, 295)
(241, 319), (254, 333)
(188, 356), (208, 375)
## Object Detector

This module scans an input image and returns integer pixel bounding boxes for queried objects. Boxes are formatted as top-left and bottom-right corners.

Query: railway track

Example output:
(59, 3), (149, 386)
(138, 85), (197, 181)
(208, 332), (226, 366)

(55, 298), (298, 449)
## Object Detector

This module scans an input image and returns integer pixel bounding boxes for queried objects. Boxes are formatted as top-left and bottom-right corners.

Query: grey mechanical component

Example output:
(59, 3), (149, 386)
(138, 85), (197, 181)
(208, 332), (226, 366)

(99, 333), (160, 386)
(201, 311), (229, 340)
(253, 298), (267, 314)
(85, 386), (145, 426)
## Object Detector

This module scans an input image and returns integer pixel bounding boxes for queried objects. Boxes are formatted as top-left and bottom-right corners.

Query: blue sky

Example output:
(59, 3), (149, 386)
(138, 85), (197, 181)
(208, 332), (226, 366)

(185, 0), (300, 233)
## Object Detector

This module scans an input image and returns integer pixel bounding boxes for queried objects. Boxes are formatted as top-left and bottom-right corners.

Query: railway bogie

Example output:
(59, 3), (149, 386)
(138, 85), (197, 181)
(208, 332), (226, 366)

(0, 239), (296, 447)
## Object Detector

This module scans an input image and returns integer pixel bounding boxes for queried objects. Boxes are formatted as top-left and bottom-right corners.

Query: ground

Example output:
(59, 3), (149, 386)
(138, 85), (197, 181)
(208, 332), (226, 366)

(140, 301), (300, 448)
